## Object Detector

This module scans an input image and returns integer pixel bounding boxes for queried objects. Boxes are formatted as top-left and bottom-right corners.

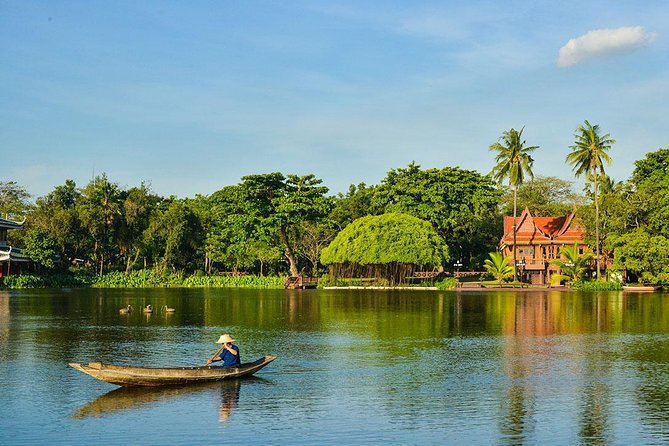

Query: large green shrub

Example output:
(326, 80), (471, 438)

(321, 213), (448, 285)
(321, 213), (448, 267)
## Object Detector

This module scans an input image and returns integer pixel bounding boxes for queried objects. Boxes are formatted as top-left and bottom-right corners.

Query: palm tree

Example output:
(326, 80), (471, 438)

(550, 242), (594, 285)
(489, 127), (538, 281)
(566, 120), (615, 280)
(484, 252), (514, 284)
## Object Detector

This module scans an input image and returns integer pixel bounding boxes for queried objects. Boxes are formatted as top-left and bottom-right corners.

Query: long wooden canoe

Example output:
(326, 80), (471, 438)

(69, 355), (277, 387)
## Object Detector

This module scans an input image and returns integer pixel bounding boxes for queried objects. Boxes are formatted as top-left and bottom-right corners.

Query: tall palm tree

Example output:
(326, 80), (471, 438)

(489, 127), (538, 282)
(566, 120), (615, 280)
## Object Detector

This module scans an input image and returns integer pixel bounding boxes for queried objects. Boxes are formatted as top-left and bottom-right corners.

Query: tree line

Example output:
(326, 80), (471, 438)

(1, 122), (667, 283)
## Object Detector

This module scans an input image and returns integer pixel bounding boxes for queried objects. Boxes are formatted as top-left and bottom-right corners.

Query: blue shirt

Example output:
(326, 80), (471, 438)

(218, 345), (241, 367)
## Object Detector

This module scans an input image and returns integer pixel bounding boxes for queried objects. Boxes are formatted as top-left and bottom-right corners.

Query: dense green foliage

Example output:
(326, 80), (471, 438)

(90, 270), (285, 288)
(483, 252), (514, 284)
(572, 280), (623, 291)
(595, 149), (669, 284)
(4, 138), (669, 288)
(0, 273), (95, 289)
(550, 243), (594, 285)
(0, 181), (31, 216)
(371, 163), (501, 268)
(321, 213), (448, 284)
(321, 213), (448, 266)
(435, 277), (458, 290)
(0, 271), (284, 289)
(611, 230), (669, 284)
(499, 176), (581, 217)
(22, 228), (59, 269)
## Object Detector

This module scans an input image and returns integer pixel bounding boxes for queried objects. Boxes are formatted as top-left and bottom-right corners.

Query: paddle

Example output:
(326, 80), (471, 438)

(205, 344), (226, 367)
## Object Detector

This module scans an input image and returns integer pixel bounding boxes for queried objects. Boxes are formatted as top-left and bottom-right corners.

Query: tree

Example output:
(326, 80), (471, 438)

(612, 229), (669, 285)
(27, 180), (86, 264)
(566, 120), (615, 280)
(145, 199), (203, 273)
(499, 176), (580, 217)
(0, 181), (31, 217)
(372, 163), (501, 268)
(77, 175), (123, 274)
(240, 173), (331, 276)
(483, 252), (514, 284)
(297, 221), (338, 275)
(23, 228), (58, 270)
(321, 213), (449, 285)
(550, 242), (594, 285)
(329, 183), (378, 229)
(118, 183), (161, 272)
(628, 149), (669, 236)
(489, 127), (538, 281)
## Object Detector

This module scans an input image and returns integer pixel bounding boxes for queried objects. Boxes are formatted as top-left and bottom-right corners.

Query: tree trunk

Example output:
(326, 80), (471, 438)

(279, 226), (299, 276)
(126, 248), (141, 273)
(594, 167), (601, 280)
(512, 186), (518, 282)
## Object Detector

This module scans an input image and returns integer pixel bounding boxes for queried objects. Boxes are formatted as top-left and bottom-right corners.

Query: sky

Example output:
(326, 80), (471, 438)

(1, 0), (668, 199)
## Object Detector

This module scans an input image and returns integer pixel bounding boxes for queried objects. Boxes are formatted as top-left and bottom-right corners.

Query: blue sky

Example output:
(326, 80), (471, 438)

(1, 0), (667, 199)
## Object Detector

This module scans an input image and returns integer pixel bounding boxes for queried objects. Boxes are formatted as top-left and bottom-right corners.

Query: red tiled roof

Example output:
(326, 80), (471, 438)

(500, 207), (584, 246)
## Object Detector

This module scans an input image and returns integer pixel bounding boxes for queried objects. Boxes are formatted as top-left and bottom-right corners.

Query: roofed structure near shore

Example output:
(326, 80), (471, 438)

(0, 217), (30, 277)
(500, 207), (588, 285)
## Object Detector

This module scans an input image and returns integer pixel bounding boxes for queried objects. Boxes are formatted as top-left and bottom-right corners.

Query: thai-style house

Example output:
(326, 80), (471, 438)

(0, 217), (29, 277)
(500, 207), (588, 285)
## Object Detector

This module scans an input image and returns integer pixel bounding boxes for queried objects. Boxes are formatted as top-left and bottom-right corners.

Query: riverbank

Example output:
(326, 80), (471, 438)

(0, 271), (633, 291)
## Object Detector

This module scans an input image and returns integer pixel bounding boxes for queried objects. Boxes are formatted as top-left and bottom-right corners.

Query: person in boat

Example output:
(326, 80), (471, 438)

(207, 334), (241, 368)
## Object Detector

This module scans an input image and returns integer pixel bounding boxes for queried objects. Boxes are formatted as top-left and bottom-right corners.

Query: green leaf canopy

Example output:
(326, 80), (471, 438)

(321, 213), (449, 267)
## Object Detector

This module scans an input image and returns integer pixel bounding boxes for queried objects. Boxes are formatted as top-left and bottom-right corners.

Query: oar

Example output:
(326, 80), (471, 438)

(205, 344), (225, 367)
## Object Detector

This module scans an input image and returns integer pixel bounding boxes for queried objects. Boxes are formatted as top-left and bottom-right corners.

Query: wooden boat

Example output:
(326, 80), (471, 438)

(623, 285), (661, 292)
(69, 355), (277, 387)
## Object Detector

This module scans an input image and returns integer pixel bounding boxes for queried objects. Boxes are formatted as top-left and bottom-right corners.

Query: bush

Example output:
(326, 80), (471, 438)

(181, 274), (284, 288)
(572, 280), (623, 291)
(0, 273), (95, 289)
(435, 277), (458, 290)
(318, 274), (336, 288)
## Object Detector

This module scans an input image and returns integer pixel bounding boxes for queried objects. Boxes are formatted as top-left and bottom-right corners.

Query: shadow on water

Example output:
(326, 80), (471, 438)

(73, 377), (271, 421)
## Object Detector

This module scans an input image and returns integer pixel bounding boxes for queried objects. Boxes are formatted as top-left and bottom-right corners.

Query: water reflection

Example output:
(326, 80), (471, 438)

(218, 380), (240, 423)
(4, 288), (669, 445)
(73, 378), (254, 422)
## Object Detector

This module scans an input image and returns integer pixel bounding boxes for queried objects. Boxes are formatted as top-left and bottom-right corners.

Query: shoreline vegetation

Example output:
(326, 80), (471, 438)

(0, 271), (628, 291)
(2, 146), (669, 290)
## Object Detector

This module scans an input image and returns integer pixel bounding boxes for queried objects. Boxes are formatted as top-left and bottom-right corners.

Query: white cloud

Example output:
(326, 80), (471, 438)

(558, 26), (656, 67)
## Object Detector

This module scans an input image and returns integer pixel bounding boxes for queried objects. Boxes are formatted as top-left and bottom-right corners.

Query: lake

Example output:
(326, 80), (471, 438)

(1, 288), (669, 445)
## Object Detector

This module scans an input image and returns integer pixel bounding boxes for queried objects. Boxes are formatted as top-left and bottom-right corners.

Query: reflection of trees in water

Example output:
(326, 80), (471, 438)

(574, 334), (612, 445)
(577, 380), (610, 445)
(0, 293), (9, 361)
(631, 342), (669, 442)
(497, 294), (553, 444)
(499, 338), (536, 445)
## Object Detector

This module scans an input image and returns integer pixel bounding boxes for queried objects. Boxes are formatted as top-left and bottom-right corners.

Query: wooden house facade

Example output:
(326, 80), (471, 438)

(500, 208), (589, 285)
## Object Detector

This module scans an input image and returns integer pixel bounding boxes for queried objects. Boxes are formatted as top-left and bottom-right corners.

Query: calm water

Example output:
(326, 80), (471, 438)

(2, 288), (669, 445)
